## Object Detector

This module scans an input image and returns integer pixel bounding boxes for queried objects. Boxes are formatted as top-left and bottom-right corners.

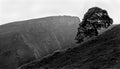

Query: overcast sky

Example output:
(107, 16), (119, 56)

(0, 0), (120, 25)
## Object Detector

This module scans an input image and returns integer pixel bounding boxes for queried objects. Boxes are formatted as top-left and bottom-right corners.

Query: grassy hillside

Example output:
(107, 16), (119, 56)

(0, 16), (80, 69)
(19, 24), (120, 69)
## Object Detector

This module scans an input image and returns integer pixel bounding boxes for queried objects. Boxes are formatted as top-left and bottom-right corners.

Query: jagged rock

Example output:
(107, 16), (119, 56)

(75, 7), (113, 43)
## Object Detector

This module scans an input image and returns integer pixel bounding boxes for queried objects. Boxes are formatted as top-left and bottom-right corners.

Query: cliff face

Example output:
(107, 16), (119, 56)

(0, 16), (80, 69)
(19, 24), (120, 69)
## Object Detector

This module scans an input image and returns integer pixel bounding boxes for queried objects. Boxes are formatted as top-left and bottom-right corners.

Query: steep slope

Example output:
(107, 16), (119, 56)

(19, 24), (120, 69)
(0, 33), (35, 69)
(0, 16), (80, 69)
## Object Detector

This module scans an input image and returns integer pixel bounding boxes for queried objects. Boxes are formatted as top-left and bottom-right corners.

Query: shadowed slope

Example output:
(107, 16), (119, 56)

(0, 33), (35, 69)
(19, 24), (120, 69)
(0, 16), (80, 69)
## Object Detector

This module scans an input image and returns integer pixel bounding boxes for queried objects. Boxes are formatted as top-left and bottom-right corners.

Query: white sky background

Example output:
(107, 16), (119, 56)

(0, 0), (120, 25)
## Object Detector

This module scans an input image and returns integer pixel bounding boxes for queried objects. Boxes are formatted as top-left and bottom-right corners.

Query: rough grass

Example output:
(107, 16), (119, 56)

(19, 24), (120, 69)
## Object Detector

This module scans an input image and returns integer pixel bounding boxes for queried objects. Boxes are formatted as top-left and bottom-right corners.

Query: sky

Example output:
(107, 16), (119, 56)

(0, 0), (120, 25)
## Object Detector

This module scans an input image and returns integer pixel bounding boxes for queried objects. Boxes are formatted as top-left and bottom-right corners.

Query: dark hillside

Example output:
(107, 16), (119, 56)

(0, 33), (35, 69)
(19, 24), (120, 69)
(0, 16), (80, 69)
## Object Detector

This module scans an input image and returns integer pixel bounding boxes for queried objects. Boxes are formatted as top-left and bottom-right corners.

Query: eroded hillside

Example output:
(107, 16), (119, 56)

(0, 16), (80, 69)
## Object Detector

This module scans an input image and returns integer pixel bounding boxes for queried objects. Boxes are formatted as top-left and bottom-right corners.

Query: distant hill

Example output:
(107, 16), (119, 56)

(0, 16), (80, 69)
(19, 24), (120, 69)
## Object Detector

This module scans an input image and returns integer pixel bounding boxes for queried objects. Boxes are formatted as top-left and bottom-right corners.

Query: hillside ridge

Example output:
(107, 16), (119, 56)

(0, 15), (80, 69)
(18, 24), (120, 69)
